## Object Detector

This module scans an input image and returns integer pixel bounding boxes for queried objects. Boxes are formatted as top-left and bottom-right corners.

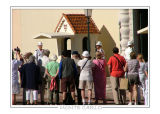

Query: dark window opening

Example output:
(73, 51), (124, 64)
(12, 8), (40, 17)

(83, 37), (88, 51)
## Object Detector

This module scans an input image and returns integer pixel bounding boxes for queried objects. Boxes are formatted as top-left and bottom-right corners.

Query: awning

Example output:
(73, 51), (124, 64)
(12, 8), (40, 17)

(137, 27), (148, 34)
(34, 32), (74, 39)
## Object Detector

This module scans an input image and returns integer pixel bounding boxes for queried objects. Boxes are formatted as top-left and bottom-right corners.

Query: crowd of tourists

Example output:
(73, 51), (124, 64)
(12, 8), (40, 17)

(12, 41), (148, 105)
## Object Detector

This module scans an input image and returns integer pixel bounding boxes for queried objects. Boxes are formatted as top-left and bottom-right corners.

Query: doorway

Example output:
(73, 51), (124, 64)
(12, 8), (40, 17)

(64, 38), (71, 57)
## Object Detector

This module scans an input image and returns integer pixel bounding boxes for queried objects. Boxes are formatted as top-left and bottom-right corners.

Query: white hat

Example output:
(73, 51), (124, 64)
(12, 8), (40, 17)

(82, 51), (90, 57)
(37, 42), (43, 46)
(52, 54), (58, 61)
(127, 41), (133, 46)
(96, 41), (102, 46)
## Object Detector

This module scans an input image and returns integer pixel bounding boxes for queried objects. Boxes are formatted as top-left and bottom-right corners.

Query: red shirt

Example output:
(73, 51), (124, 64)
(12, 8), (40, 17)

(107, 54), (126, 77)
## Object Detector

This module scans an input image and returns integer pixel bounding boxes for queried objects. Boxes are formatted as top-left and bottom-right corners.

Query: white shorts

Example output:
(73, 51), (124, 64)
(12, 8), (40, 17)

(26, 89), (38, 101)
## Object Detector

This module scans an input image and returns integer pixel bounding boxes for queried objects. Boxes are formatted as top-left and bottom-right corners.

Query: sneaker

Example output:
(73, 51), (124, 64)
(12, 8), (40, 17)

(83, 102), (86, 105)
(128, 102), (132, 105)
(134, 102), (137, 105)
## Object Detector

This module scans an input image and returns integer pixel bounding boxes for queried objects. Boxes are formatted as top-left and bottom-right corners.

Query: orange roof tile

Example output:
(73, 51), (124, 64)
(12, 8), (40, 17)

(55, 14), (100, 34)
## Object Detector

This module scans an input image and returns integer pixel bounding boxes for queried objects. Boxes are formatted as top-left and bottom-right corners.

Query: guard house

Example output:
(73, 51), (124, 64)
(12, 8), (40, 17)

(34, 14), (100, 60)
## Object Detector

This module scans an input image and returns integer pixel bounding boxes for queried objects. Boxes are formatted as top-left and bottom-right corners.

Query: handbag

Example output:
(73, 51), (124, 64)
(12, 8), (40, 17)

(119, 78), (128, 90)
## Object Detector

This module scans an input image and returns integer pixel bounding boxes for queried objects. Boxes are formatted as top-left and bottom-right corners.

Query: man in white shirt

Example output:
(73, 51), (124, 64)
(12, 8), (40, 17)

(34, 42), (44, 66)
(40, 49), (51, 104)
(124, 41), (134, 61)
(34, 42), (45, 104)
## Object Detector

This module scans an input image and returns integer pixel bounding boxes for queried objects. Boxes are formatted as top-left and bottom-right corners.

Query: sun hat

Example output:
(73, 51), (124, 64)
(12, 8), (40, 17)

(127, 41), (133, 46)
(37, 42), (43, 46)
(96, 41), (102, 46)
(82, 51), (90, 57)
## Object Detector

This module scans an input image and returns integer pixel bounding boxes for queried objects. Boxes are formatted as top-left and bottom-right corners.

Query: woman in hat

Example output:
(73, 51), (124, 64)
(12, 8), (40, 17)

(78, 51), (95, 105)
(92, 51), (107, 104)
(96, 41), (105, 59)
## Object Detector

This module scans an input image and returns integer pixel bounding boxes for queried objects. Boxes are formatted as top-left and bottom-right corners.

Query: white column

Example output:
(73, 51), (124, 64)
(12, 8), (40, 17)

(119, 9), (130, 56)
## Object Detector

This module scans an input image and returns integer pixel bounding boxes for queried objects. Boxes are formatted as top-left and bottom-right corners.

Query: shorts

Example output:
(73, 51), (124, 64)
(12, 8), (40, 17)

(128, 74), (140, 86)
(79, 80), (93, 90)
(61, 76), (75, 92)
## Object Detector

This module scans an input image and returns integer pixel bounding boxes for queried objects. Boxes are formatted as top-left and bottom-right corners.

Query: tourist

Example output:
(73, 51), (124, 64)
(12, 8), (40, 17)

(71, 51), (82, 105)
(137, 54), (146, 104)
(20, 55), (41, 105)
(34, 41), (45, 104)
(144, 62), (148, 105)
(124, 41), (134, 61)
(40, 49), (51, 104)
(78, 51), (95, 105)
(59, 50), (77, 105)
(124, 52), (140, 105)
(96, 41), (105, 59)
(92, 51), (107, 104)
(12, 50), (23, 105)
(45, 54), (59, 105)
(107, 47), (126, 105)
(20, 52), (33, 105)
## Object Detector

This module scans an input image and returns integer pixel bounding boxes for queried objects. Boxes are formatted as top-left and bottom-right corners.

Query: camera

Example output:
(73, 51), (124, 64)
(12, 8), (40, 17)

(14, 46), (20, 52)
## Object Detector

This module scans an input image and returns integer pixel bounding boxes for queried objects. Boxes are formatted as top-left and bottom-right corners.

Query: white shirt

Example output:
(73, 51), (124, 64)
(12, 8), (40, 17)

(34, 49), (44, 65)
(124, 47), (133, 61)
(12, 59), (22, 81)
(78, 58), (95, 81)
(41, 56), (51, 67)
(139, 62), (146, 75)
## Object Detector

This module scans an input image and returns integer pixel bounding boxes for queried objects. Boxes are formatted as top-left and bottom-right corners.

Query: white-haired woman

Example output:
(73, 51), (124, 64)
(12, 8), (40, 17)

(78, 51), (95, 105)
(45, 54), (59, 105)
(20, 55), (41, 105)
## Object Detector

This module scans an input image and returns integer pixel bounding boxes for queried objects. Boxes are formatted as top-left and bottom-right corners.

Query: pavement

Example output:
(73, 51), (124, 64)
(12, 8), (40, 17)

(15, 77), (144, 105)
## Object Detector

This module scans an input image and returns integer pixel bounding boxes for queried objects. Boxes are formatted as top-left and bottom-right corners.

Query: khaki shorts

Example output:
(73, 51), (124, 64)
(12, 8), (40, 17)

(79, 80), (93, 90)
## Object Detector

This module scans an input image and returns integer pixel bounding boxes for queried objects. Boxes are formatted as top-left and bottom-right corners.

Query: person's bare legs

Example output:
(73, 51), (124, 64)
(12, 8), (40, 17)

(71, 92), (75, 100)
(81, 89), (85, 104)
(12, 94), (16, 105)
(26, 100), (30, 105)
(133, 84), (138, 104)
(34, 100), (37, 105)
(129, 86), (133, 103)
(63, 92), (67, 100)
(88, 89), (92, 104)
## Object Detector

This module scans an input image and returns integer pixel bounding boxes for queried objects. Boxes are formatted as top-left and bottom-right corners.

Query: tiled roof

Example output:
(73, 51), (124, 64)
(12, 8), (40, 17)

(55, 14), (100, 34)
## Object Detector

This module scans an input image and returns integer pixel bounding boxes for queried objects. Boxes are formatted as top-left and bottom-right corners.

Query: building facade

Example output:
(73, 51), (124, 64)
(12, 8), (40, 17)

(12, 8), (148, 68)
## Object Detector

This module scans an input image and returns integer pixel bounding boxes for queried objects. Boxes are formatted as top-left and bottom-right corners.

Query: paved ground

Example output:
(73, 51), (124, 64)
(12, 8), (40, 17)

(15, 77), (144, 105)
